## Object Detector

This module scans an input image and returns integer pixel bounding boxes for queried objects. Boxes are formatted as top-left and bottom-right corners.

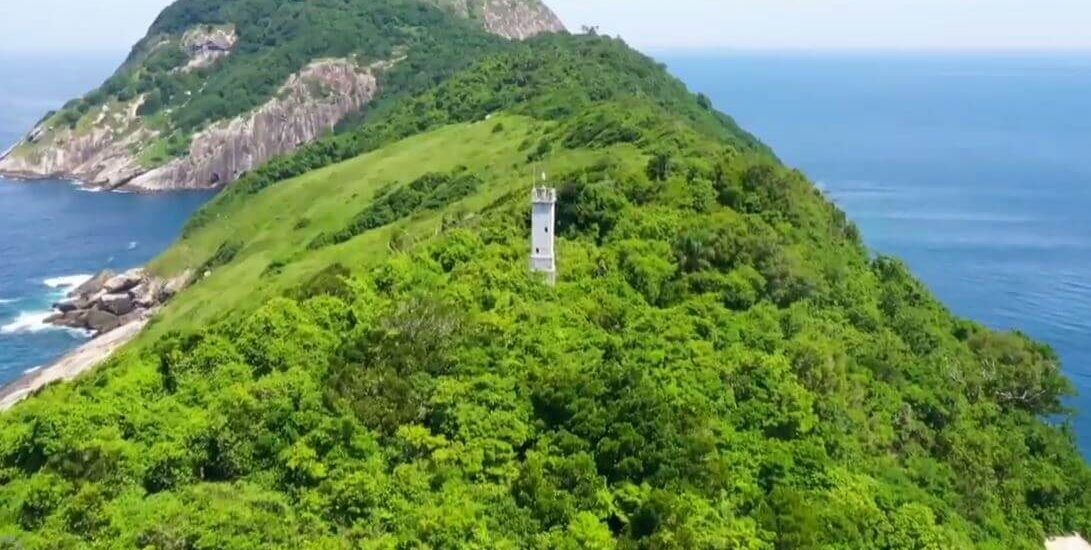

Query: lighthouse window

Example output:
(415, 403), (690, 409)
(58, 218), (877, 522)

(545, 226), (549, 233)
(536, 248), (540, 254)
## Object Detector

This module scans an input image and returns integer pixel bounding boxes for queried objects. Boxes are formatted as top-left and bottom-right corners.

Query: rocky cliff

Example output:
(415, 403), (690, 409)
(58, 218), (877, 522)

(440, 0), (566, 39)
(129, 58), (384, 191)
(0, 0), (566, 191)
(179, 25), (238, 72)
(0, 58), (381, 190)
(0, 98), (152, 187)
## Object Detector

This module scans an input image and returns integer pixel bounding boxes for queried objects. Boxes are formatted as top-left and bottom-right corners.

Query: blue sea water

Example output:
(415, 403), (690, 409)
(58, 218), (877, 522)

(665, 52), (1091, 454)
(0, 53), (212, 382)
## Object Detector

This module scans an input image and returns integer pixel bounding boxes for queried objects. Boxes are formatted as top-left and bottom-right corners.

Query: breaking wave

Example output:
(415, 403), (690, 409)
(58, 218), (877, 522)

(0, 309), (91, 338)
(0, 310), (55, 334)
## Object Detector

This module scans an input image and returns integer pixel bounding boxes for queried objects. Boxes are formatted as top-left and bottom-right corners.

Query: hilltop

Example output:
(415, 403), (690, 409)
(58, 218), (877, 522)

(0, 0), (563, 191)
(0, 3), (1088, 549)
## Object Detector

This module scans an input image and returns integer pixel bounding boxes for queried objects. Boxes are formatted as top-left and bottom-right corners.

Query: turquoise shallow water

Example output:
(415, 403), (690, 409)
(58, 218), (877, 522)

(665, 52), (1091, 455)
(0, 53), (212, 382)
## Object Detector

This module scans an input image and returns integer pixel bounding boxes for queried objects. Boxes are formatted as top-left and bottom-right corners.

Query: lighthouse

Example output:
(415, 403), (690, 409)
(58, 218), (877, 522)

(530, 185), (557, 285)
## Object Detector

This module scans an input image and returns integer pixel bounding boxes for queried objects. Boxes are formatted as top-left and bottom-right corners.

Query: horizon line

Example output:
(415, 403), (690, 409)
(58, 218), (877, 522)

(4, 42), (1091, 57)
(644, 45), (1091, 55)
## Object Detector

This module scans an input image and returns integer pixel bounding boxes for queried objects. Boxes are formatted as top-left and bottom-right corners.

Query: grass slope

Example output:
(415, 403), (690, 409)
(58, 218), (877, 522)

(148, 114), (570, 334)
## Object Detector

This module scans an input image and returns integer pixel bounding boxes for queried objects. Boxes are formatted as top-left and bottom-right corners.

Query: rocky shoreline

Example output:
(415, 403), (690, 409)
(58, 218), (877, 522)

(45, 268), (183, 335)
(0, 268), (190, 410)
(0, 57), (385, 192)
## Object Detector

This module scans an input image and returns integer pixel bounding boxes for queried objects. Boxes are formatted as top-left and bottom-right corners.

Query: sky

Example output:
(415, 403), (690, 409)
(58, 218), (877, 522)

(1, 0), (1091, 54)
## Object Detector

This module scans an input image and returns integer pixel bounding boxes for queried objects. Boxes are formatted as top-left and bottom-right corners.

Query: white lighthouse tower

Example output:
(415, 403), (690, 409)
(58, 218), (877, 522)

(530, 184), (557, 284)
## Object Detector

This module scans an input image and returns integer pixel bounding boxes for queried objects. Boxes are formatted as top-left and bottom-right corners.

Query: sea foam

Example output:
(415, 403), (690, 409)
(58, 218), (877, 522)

(0, 275), (97, 335)
(0, 310), (54, 334)
(0, 310), (91, 338)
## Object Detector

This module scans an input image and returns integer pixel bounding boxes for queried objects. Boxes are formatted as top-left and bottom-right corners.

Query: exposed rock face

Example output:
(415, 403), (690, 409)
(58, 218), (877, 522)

(127, 58), (383, 191)
(104, 269), (145, 293)
(100, 294), (136, 316)
(0, 100), (152, 187)
(0, 1), (562, 192)
(46, 268), (186, 336)
(180, 25), (238, 72)
(84, 310), (121, 334)
(130, 282), (159, 308)
(475, 0), (566, 40)
(0, 57), (382, 191)
(71, 271), (116, 298)
(436, 0), (565, 39)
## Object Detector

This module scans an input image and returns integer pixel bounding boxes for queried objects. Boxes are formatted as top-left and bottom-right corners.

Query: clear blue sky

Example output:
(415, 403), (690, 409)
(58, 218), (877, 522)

(1, 0), (1090, 53)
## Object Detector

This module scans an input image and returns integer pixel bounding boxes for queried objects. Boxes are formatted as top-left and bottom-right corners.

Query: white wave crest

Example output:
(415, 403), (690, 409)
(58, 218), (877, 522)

(0, 298), (18, 305)
(0, 310), (54, 334)
(0, 310), (91, 338)
(43, 274), (93, 290)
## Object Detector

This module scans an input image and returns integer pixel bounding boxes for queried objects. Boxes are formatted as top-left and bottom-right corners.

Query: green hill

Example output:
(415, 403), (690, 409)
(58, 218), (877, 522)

(0, 19), (1088, 550)
(0, 0), (563, 190)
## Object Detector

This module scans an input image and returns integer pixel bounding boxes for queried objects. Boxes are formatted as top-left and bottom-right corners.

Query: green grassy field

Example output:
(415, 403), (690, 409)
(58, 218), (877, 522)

(145, 114), (635, 338)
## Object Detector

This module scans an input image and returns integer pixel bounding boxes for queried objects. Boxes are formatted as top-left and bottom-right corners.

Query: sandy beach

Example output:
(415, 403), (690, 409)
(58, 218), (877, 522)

(0, 317), (148, 410)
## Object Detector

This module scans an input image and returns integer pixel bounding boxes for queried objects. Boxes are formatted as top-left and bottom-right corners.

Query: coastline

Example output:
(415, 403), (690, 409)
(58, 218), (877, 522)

(0, 169), (220, 194)
(0, 267), (189, 411)
(0, 314), (149, 411)
(0, 165), (93, 189)
(0, 168), (102, 192)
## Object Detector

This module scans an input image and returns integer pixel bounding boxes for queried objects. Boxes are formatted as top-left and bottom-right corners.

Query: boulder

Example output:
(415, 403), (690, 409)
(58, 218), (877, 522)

(70, 270), (114, 298)
(53, 299), (80, 313)
(159, 272), (191, 302)
(119, 311), (144, 326)
(103, 275), (131, 294)
(104, 269), (146, 294)
(131, 281), (162, 308)
(43, 267), (172, 334)
(51, 310), (90, 330)
(100, 293), (135, 316)
(84, 290), (107, 306)
(66, 310), (91, 329)
(85, 309), (121, 334)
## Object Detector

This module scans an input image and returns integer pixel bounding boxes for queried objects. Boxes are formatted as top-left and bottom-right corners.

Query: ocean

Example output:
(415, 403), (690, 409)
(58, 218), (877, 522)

(0, 53), (212, 382)
(663, 51), (1091, 454)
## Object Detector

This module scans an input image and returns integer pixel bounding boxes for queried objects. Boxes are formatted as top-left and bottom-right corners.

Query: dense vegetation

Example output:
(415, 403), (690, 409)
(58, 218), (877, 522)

(1, 10), (1089, 550)
(141, 0), (505, 131)
(181, 33), (766, 236)
(309, 169), (482, 249)
(47, 0), (511, 164)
